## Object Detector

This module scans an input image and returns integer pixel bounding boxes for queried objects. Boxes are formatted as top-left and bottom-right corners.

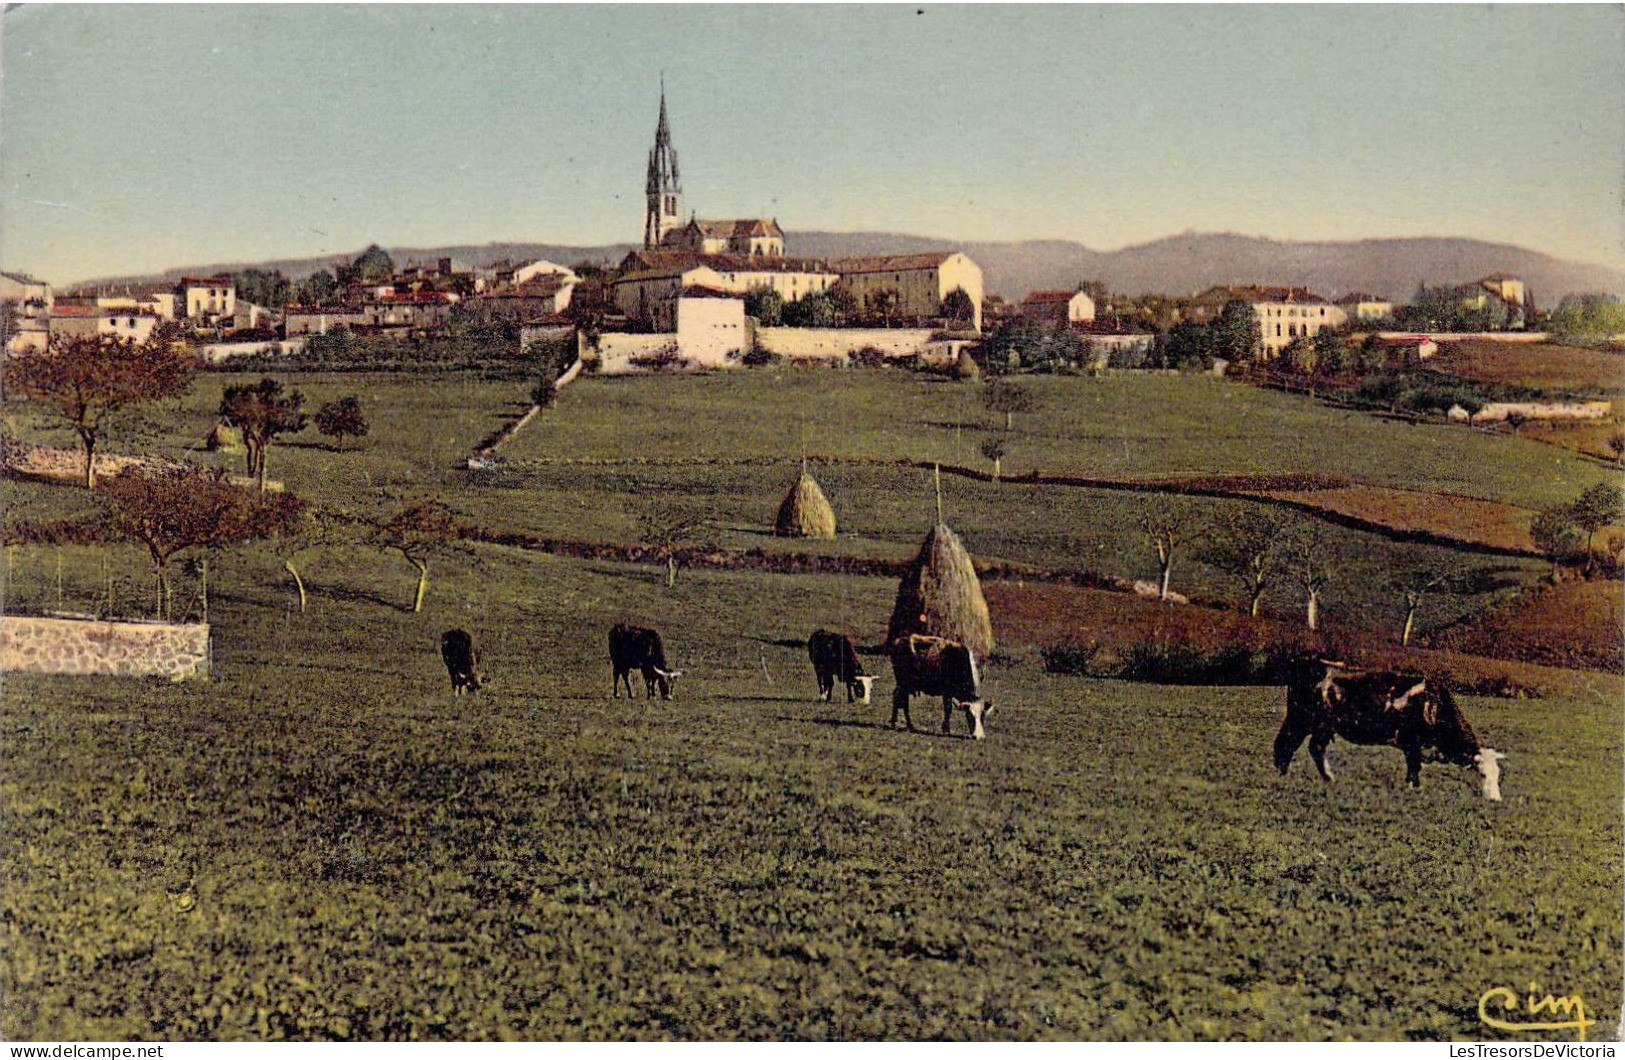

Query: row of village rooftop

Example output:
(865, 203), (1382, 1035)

(0, 249), (1534, 369)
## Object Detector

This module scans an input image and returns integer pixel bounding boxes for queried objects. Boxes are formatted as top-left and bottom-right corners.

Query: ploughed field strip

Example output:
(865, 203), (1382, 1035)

(2, 552), (1620, 1040)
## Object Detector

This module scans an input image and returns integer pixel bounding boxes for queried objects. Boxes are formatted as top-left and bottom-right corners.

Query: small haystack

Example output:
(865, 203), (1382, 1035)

(205, 421), (244, 453)
(952, 350), (981, 381)
(774, 468), (837, 538)
(887, 521), (994, 657)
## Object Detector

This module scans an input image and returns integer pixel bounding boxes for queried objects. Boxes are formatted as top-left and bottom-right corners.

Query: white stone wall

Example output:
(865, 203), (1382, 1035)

(757, 328), (938, 362)
(2, 616), (210, 679)
(676, 297), (748, 367)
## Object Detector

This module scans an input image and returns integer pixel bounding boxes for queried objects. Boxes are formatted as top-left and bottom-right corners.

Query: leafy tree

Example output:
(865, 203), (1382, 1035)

(1503, 410), (1527, 435)
(1548, 294), (1625, 346)
(743, 287), (784, 326)
(782, 291), (836, 328)
(341, 244), (395, 285)
(530, 378), (558, 411)
(866, 286), (902, 327)
(1139, 499), (1204, 603)
(293, 269), (341, 306)
(1529, 505), (1583, 580)
(1606, 428), (1625, 466)
(1162, 321), (1217, 371)
(103, 466), (305, 619)
(941, 287), (976, 327)
(1212, 300), (1260, 363)
(1312, 329), (1349, 376)
(232, 269), (292, 309)
(375, 499), (465, 613)
(313, 395), (369, 450)
(2, 334), (197, 489)
(826, 282), (859, 324)
(1199, 508), (1283, 617)
(220, 378), (308, 492)
(982, 377), (1035, 430)
(1570, 481), (1623, 573)
(979, 435), (1008, 480)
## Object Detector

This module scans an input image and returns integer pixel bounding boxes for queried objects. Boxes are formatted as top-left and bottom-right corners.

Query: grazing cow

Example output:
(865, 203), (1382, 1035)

(609, 623), (682, 700)
(888, 633), (993, 740)
(807, 630), (876, 704)
(440, 629), (482, 695)
(1274, 656), (1504, 800)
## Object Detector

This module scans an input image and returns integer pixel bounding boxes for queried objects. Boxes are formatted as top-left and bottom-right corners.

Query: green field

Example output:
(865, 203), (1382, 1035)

(3, 364), (1621, 1040)
(2, 549), (1619, 1040)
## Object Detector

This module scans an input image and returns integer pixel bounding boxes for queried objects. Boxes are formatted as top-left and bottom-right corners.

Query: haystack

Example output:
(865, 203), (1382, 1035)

(887, 522), (994, 656)
(952, 350), (981, 381)
(774, 469), (837, 538)
(205, 421), (244, 453)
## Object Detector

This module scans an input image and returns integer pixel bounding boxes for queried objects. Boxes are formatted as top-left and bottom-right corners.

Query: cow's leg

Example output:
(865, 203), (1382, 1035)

(1273, 710), (1314, 775)
(941, 696), (954, 735)
(1401, 740), (1424, 789)
(1308, 731), (1336, 782)
(890, 687), (913, 730)
(612, 669), (622, 698)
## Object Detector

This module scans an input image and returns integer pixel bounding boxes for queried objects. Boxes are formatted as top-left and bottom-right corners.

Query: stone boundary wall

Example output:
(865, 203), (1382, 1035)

(757, 328), (937, 362)
(1, 615), (211, 679)
(467, 356), (586, 466)
(1376, 331), (1550, 343)
(595, 333), (677, 375)
(1454, 400), (1614, 424)
(2, 441), (278, 491)
(198, 339), (309, 364)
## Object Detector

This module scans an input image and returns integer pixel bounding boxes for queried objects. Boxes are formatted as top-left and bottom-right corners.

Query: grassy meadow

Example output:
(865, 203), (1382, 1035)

(3, 360), (1621, 1040)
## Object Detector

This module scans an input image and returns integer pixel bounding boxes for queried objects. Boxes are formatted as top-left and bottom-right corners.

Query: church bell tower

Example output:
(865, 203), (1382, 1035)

(643, 86), (681, 249)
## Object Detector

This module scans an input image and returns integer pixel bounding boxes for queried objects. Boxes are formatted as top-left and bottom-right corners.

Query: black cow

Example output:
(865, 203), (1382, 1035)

(609, 623), (682, 699)
(888, 633), (992, 740)
(1274, 656), (1504, 799)
(440, 629), (482, 695)
(807, 630), (876, 704)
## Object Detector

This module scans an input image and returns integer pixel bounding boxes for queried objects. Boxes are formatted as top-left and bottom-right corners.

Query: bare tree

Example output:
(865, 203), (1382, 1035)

(1282, 527), (1332, 631)
(375, 499), (465, 613)
(1139, 498), (1204, 603)
(3, 334), (196, 489)
(103, 466), (304, 619)
(638, 504), (707, 589)
(1200, 508), (1283, 617)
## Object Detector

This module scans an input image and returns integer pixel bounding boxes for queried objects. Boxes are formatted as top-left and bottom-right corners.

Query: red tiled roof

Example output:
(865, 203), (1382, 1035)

(177, 275), (232, 287)
(1023, 290), (1081, 305)
(1070, 320), (1152, 336)
(1196, 285), (1330, 305)
(829, 252), (961, 274)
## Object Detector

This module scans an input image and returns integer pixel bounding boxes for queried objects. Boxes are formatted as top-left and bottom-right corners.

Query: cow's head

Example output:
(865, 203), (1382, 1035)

(849, 675), (875, 705)
(959, 698), (991, 741)
(654, 667), (683, 699)
(1474, 748), (1505, 802)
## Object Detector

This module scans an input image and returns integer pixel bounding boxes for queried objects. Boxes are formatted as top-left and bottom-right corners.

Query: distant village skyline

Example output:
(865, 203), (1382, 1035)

(3, 5), (1622, 286)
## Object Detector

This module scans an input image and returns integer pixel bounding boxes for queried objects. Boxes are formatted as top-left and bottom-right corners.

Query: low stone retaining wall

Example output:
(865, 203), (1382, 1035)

(1, 615), (211, 679)
(2, 441), (276, 491)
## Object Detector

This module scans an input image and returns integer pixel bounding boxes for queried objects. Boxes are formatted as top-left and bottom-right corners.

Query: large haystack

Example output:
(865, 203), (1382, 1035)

(774, 469), (837, 538)
(205, 421), (244, 453)
(887, 522), (994, 656)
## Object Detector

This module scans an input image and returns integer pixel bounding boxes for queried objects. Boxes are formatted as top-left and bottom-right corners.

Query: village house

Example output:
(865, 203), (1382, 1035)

(614, 253), (839, 329)
(283, 306), (368, 337)
(1192, 285), (1348, 356)
(1020, 289), (1096, 324)
(828, 251), (985, 332)
(1070, 319), (1156, 361)
(176, 275), (236, 322)
(1457, 273), (1527, 328)
(47, 303), (161, 345)
(1335, 292), (1394, 322)
(467, 274), (577, 323)
(1, 272), (54, 316)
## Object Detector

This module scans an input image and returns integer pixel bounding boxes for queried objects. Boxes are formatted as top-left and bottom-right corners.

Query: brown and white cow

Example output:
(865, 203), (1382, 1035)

(807, 629), (876, 705)
(889, 634), (992, 740)
(610, 623), (682, 700)
(1275, 656), (1504, 800)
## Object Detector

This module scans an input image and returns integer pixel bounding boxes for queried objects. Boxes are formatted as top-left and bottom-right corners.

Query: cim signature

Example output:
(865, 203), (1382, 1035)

(1478, 983), (1596, 1041)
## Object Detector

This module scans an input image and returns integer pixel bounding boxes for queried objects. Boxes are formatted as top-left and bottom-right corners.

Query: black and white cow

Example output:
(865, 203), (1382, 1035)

(807, 629), (876, 705)
(609, 623), (682, 700)
(440, 629), (482, 695)
(1275, 656), (1504, 800)
(888, 633), (992, 740)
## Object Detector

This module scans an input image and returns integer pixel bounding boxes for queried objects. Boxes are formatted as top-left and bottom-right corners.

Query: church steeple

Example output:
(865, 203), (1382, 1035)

(644, 84), (682, 249)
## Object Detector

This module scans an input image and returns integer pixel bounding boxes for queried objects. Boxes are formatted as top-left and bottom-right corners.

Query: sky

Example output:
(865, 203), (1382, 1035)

(2, 4), (1622, 285)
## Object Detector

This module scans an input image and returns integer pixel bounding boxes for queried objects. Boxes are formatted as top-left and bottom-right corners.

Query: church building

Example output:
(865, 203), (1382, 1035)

(642, 89), (784, 258)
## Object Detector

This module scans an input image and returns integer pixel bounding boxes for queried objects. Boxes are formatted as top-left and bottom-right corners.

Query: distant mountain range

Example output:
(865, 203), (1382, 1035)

(85, 232), (1625, 305)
